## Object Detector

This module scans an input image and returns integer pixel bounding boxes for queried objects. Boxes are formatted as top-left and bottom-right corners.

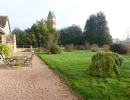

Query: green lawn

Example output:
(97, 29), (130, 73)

(37, 50), (130, 100)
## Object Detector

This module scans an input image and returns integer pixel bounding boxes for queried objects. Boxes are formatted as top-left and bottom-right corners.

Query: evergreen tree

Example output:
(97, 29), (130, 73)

(83, 12), (113, 46)
(59, 24), (83, 45)
(86, 51), (124, 77)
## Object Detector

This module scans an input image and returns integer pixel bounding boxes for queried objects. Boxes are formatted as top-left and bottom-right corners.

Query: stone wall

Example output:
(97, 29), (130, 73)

(17, 48), (38, 52)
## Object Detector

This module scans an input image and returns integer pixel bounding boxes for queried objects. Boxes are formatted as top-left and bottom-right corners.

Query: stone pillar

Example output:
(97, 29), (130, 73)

(13, 34), (17, 52)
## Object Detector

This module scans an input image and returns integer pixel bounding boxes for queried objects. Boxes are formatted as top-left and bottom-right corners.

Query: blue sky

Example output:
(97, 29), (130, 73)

(1, 0), (130, 39)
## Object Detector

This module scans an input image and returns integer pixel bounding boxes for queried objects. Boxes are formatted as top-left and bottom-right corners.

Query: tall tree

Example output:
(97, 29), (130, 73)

(45, 19), (57, 48)
(59, 24), (83, 45)
(12, 27), (26, 46)
(26, 32), (36, 46)
(27, 18), (56, 48)
(12, 19), (56, 48)
(83, 12), (112, 46)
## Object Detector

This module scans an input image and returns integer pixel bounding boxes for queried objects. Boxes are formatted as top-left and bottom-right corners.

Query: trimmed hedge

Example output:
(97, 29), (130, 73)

(86, 51), (124, 77)
(110, 44), (127, 54)
(0, 43), (12, 58)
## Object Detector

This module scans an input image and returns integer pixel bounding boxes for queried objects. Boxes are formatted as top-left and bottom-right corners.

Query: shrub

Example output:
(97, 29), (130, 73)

(103, 44), (110, 52)
(110, 44), (127, 54)
(90, 44), (98, 52)
(50, 45), (61, 54)
(65, 44), (73, 52)
(0, 43), (12, 58)
(45, 49), (51, 54)
(110, 44), (120, 53)
(86, 51), (124, 77)
(120, 44), (127, 54)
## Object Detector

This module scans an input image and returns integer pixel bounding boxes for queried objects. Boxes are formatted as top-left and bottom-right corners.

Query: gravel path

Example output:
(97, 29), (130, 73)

(0, 52), (80, 100)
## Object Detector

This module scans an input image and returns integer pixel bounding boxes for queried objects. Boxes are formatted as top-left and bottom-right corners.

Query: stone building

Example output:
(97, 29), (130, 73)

(0, 16), (16, 52)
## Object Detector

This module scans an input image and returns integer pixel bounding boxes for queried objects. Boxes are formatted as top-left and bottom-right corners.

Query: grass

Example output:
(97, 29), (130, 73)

(37, 50), (130, 100)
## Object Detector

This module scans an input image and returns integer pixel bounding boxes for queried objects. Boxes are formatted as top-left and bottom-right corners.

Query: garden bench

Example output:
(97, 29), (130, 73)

(24, 51), (34, 67)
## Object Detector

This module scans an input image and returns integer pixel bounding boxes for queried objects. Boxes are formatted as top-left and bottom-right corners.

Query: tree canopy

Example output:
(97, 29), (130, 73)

(83, 12), (113, 46)
(59, 24), (83, 45)
(12, 19), (57, 48)
(12, 27), (26, 46)
(12, 12), (113, 48)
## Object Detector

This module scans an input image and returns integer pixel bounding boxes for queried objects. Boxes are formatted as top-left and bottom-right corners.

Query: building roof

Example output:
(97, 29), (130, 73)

(0, 16), (8, 28)
(6, 35), (14, 42)
(47, 11), (56, 19)
(0, 16), (11, 33)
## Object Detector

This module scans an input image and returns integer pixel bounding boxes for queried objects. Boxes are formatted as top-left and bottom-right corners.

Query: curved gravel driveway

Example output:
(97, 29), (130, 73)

(0, 52), (80, 100)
